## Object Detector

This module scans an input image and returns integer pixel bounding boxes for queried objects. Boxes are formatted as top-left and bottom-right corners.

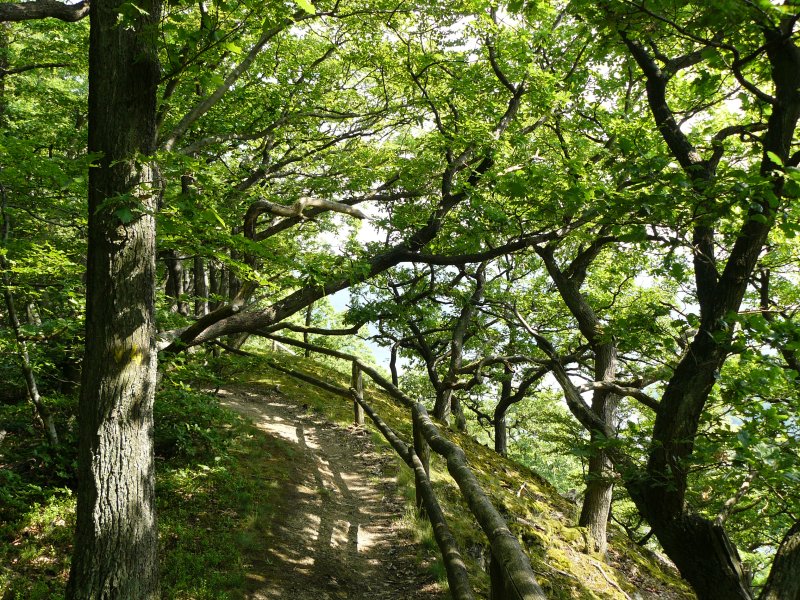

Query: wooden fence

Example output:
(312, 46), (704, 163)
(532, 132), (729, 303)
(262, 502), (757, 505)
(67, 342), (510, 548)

(263, 339), (547, 600)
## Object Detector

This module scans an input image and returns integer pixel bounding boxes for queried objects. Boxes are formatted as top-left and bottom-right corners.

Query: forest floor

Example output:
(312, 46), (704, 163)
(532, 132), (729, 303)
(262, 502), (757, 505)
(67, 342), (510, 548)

(216, 383), (448, 600)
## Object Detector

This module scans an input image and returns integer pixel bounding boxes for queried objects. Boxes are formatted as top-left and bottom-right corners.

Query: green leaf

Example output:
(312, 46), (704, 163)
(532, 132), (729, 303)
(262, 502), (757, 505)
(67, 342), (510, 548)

(115, 207), (135, 224)
(766, 151), (784, 167)
(293, 0), (315, 14)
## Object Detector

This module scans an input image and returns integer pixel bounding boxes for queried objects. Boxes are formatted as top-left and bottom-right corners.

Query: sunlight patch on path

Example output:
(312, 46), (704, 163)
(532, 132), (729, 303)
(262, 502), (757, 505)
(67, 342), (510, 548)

(217, 384), (445, 600)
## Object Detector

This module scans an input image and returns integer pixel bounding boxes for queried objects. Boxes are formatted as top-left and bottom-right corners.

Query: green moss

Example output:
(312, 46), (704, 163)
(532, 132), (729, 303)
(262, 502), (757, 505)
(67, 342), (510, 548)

(242, 351), (696, 600)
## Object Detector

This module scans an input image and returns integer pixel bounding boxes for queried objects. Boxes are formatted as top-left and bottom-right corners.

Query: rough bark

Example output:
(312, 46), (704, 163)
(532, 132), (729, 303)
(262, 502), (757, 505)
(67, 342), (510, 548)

(616, 15), (800, 599)
(759, 520), (800, 600)
(578, 343), (618, 556)
(535, 244), (618, 556)
(0, 0), (89, 22)
(66, 0), (161, 596)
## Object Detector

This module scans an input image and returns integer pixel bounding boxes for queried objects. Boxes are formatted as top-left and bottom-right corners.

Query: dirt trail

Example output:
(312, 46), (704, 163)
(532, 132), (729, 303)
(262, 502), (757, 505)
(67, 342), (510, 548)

(217, 384), (447, 600)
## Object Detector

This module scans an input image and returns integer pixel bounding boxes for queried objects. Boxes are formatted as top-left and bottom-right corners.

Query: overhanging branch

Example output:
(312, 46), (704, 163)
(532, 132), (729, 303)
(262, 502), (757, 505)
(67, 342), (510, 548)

(0, 0), (89, 22)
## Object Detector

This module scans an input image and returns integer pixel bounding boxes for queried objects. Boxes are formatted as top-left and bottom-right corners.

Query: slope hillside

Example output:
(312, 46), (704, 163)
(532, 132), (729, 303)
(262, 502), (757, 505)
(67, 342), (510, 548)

(225, 350), (696, 600)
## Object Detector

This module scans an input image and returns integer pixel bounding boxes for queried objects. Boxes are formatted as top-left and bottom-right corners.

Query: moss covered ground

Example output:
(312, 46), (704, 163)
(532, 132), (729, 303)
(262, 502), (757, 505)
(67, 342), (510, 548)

(0, 349), (695, 599)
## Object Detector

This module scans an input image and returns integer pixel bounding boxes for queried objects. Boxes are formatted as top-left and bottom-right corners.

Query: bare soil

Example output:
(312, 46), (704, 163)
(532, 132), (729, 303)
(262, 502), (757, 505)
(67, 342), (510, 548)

(217, 384), (447, 600)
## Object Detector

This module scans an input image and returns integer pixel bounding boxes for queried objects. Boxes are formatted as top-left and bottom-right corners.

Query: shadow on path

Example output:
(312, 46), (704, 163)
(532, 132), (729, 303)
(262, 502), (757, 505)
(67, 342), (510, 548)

(218, 384), (445, 600)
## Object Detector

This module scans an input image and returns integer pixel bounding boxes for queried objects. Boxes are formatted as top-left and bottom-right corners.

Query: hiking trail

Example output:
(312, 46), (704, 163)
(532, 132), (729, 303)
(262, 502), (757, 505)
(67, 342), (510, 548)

(217, 384), (447, 600)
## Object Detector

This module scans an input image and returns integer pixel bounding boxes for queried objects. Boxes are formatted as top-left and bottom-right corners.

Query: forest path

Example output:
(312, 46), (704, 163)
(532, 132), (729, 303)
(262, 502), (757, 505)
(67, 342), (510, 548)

(216, 384), (446, 600)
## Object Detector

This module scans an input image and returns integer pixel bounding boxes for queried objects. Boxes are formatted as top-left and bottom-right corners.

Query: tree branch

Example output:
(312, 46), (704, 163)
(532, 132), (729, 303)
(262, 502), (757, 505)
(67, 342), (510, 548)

(0, 61), (70, 75)
(0, 0), (88, 22)
(576, 381), (660, 412)
(161, 10), (314, 150)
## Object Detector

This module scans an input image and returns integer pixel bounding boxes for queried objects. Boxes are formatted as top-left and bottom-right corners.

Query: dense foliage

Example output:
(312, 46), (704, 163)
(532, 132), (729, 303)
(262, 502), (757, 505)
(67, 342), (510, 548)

(1, 0), (799, 598)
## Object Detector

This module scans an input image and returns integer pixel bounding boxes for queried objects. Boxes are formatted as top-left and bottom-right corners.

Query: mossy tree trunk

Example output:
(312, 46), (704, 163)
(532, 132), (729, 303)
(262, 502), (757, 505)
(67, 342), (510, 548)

(66, 0), (162, 596)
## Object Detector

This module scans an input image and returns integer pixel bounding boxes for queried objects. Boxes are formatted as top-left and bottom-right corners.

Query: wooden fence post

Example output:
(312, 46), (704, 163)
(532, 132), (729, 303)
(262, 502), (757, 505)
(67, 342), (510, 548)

(412, 403), (430, 516)
(351, 362), (364, 426)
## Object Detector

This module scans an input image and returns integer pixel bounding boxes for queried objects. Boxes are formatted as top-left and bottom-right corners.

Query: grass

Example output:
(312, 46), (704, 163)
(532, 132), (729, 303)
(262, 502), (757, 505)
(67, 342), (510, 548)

(0, 354), (299, 599)
(0, 349), (696, 599)
(238, 348), (696, 600)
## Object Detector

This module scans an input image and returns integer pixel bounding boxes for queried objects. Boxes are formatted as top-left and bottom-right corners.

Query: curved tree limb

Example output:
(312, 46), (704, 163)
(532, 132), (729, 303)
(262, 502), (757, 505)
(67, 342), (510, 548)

(576, 381), (660, 412)
(0, 0), (89, 22)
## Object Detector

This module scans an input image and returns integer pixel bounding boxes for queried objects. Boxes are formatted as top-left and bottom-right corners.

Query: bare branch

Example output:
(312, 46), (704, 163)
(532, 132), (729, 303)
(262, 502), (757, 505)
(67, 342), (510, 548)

(246, 197), (368, 222)
(0, 61), (70, 75)
(0, 0), (88, 22)
(576, 381), (660, 412)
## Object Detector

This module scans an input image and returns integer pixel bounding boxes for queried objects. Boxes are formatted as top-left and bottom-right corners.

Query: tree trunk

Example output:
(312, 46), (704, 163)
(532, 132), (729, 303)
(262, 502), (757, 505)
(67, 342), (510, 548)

(1, 272), (59, 445)
(452, 394), (467, 432)
(494, 415), (507, 457)
(164, 249), (187, 315)
(434, 266), (485, 428)
(66, 0), (161, 596)
(537, 244), (619, 557)
(578, 443), (613, 555)
(494, 368), (512, 457)
(228, 249), (240, 300)
(304, 303), (312, 357)
(390, 343), (399, 387)
(434, 387), (452, 424)
(351, 362), (364, 426)
(578, 344), (618, 556)
(193, 255), (208, 317)
(759, 520), (800, 600)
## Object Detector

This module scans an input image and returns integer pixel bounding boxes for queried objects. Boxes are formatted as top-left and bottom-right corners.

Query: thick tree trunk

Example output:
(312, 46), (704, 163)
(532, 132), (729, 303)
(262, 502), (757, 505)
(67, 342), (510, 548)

(434, 387), (451, 423)
(452, 396), (467, 432)
(616, 19), (800, 599)
(760, 520), (800, 600)
(494, 372), (512, 457)
(66, 0), (162, 597)
(578, 443), (613, 555)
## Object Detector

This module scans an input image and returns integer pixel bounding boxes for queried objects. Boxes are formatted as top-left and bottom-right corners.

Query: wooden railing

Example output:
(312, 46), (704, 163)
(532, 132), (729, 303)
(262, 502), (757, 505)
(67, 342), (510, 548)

(262, 338), (546, 600)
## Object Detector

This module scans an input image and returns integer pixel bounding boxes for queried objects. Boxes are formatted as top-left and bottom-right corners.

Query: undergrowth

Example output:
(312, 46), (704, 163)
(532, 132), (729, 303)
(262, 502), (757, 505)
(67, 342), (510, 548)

(0, 351), (294, 599)
(1, 349), (695, 599)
